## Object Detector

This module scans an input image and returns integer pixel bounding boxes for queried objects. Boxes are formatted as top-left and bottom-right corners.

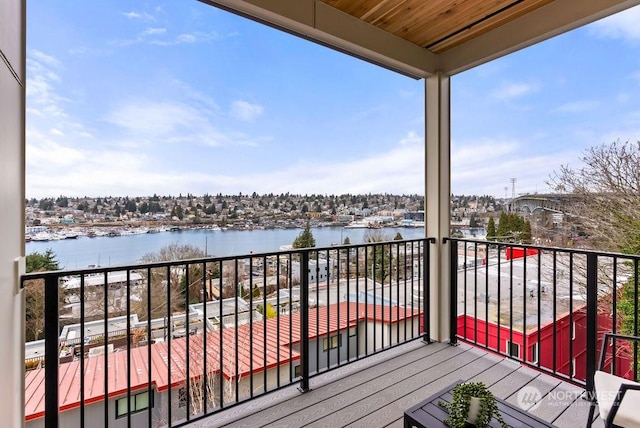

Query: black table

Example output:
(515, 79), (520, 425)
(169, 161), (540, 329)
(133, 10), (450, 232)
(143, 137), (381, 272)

(404, 381), (554, 428)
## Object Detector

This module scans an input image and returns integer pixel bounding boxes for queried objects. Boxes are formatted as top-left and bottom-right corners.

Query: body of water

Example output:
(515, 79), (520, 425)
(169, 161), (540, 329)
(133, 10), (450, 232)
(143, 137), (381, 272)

(26, 227), (426, 269)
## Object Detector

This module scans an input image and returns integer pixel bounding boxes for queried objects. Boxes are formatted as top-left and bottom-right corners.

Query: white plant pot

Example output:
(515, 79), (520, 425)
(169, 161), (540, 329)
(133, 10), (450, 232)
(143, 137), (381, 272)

(467, 397), (482, 425)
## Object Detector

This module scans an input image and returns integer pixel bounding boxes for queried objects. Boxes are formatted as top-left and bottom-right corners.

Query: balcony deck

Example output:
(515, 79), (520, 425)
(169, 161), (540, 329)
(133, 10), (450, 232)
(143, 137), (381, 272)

(187, 340), (602, 428)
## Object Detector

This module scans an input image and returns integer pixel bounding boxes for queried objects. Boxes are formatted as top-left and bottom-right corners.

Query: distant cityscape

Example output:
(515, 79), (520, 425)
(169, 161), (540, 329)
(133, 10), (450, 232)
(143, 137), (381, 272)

(25, 193), (503, 235)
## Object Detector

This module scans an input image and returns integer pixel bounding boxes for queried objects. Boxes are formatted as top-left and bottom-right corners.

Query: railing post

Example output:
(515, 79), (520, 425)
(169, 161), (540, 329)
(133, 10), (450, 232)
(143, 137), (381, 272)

(299, 250), (310, 392)
(449, 240), (458, 345)
(423, 239), (430, 343)
(586, 253), (598, 395)
(44, 275), (59, 428)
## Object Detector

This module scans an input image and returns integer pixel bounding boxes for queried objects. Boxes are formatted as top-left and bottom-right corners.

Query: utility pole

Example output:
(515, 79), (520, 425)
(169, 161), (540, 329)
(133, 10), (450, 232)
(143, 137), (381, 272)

(509, 178), (517, 212)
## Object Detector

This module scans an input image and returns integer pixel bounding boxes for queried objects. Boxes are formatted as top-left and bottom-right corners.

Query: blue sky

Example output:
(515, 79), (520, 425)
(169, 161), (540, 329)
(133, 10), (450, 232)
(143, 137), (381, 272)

(26, 2), (640, 198)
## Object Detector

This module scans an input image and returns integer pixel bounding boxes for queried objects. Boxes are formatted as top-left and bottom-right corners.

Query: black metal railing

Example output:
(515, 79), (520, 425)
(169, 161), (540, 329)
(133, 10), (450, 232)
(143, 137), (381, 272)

(22, 238), (434, 428)
(447, 238), (640, 393)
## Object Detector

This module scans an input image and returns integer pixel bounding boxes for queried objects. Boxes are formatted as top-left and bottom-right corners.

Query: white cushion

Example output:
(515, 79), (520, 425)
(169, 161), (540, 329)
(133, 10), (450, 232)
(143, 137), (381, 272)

(594, 370), (640, 427)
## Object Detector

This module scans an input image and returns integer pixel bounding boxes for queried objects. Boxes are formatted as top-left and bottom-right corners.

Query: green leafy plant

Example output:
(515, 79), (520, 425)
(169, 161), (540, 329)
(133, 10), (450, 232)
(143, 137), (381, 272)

(439, 382), (508, 428)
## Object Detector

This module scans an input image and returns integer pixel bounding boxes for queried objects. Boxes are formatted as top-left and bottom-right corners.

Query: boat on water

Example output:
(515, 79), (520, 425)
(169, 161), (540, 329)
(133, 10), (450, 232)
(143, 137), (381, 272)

(30, 231), (66, 241)
(344, 220), (369, 229)
(344, 218), (385, 229)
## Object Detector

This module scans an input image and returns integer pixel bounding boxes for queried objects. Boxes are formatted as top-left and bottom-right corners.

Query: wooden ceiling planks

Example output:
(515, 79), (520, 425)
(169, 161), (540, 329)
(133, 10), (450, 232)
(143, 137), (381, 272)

(426, 0), (555, 52)
(320, 0), (554, 53)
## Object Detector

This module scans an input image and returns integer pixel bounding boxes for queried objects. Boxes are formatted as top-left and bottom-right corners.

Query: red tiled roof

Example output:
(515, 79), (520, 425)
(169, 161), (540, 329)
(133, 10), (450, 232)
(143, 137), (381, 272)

(25, 302), (419, 421)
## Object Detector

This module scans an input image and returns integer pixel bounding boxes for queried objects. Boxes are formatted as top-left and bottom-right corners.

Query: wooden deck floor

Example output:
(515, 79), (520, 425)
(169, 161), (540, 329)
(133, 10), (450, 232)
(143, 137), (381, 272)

(186, 340), (602, 428)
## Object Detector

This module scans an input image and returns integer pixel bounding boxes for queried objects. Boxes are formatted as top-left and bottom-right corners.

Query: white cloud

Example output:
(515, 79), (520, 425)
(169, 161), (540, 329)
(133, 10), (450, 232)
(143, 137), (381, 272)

(230, 100), (264, 121)
(598, 127), (640, 145)
(492, 82), (538, 100)
(224, 134), (426, 195)
(27, 148), (153, 198)
(30, 50), (61, 68)
(177, 34), (196, 43)
(149, 31), (229, 46)
(25, 126), (426, 197)
(552, 100), (598, 114)
(68, 46), (113, 56)
(590, 6), (640, 42)
(23, 118), (579, 198)
(170, 79), (220, 111)
(142, 27), (166, 36)
(399, 131), (421, 145)
(22, 49), (561, 199)
(27, 129), (85, 170)
(105, 101), (261, 147)
(121, 11), (155, 22)
(450, 138), (578, 196)
(113, 26), (228, 47)
(110, 27), (167, 47)
(122, 11), (141, 19)
(26, 51), (68, 119)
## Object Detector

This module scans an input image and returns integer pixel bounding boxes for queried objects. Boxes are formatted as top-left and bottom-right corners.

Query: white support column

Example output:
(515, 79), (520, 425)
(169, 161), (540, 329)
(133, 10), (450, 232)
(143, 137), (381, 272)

(425, 72), (451, 342)
(0, 0), (26, 426)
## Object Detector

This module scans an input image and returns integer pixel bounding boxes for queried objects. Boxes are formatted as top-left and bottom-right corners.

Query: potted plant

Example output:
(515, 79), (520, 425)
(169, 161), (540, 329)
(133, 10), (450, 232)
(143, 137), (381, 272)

(439, 382), (508, 428)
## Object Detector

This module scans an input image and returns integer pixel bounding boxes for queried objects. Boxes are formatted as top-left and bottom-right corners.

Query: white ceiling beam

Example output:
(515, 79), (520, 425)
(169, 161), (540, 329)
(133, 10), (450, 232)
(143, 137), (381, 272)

(199, 0), (438, 78)
(439, 0), (640, 75)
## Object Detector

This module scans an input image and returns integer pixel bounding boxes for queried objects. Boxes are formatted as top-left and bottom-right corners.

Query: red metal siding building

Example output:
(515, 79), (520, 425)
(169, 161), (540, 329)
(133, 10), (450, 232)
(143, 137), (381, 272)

(456, 306), (632, 382)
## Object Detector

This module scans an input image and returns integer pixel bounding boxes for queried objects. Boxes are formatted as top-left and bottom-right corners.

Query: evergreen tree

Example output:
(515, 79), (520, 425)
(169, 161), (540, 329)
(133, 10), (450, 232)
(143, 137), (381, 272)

(394, 232), (403, 240)
(364, 230), (392, 282)
(56, 196), (69, 208)
(171, 204), (184, 220)
(125, 199), (137, 213)
(292, 221), (316, 248)
(343, 236), (351, 245)
(496, 211), (509, 239)
(469, 213), (480, 227)
(205, 204), (216, 215)
(26, 249), (60, 273)
(38, 199), (54, 211)
(149, 201), (162, 213)
(25, 250), (61, 341)
(486, 216), (496, 241)
(521, 220), (532, 244)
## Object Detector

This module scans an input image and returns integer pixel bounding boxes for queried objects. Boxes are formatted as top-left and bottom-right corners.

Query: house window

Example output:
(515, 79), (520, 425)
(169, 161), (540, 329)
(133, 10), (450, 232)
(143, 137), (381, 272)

(323, 334), (342, 351)
(531, 343), (539, 364)
(505, 340), (520, 358)
(116, 391), (152, 418)
(294, 365), (301, 377)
